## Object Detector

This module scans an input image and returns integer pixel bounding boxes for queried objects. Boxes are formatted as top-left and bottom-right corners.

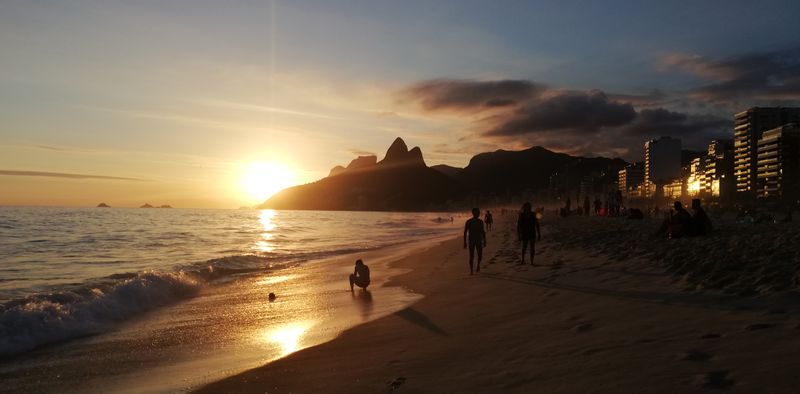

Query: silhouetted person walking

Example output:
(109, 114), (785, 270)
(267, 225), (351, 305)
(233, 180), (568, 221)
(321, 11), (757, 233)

(464, 208), (487, 275)
(349, 259), (370, 291)
(594, 197), (601, 216)
(583, 196), (590, 217)
(485, 210), (494, 231)
(517, 202), (541, 265)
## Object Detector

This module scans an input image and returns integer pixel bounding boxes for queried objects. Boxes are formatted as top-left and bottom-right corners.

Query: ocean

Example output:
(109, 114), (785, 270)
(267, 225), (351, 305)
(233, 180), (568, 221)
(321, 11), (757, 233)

(0, 207), (459, 392)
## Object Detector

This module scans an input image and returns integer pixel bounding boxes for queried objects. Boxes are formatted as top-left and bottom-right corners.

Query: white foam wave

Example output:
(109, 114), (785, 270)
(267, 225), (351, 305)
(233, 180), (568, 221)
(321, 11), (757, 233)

(0, 271), (201, 356)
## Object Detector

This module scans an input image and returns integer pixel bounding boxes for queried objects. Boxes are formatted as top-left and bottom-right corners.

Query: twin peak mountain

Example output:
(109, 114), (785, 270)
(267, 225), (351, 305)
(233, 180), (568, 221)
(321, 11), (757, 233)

(328, 137), (426, 177)
(261, 137), (626, 211)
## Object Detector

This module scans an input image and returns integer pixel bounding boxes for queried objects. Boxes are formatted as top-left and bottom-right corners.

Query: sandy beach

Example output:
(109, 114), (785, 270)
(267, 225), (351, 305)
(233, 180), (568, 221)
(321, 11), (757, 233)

(199, 213), (800, 393)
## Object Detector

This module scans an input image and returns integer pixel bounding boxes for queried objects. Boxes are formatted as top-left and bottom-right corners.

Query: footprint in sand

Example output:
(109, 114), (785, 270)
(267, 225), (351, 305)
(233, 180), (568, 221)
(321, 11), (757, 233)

(700, 333), (722, 339)
(745, 323), (776, 331)
(387, 376), (406, 391)
(694, 370), (735, 389)
(681, 349), (713, 362)
(572, 323), (593, 333)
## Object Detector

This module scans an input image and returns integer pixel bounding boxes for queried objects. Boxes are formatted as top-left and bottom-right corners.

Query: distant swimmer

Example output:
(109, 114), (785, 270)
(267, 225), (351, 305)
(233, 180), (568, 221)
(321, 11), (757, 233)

(517, 202), (541, 265)
(349, 259), (370, 291)
(464, 208), (487, 275)
(485, 210), (494, 231)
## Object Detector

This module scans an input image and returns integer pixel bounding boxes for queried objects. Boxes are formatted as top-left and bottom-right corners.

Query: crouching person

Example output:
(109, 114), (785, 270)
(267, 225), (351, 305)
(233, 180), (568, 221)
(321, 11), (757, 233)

(349, 259), (370, 291)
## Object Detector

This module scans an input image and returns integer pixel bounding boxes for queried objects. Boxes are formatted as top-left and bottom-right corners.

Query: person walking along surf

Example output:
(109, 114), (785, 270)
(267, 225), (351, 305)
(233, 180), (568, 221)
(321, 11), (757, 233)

(485, 210), (494, 231)
(518, 202), (541, 265)
(464, 208), (487, 275)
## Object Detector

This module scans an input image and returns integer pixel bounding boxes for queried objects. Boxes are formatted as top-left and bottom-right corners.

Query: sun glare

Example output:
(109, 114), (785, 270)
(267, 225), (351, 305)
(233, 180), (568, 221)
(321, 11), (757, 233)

(241, 162), (296, 202)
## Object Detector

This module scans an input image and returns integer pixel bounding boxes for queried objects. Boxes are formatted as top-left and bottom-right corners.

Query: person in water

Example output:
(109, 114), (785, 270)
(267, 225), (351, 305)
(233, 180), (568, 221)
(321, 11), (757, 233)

(517, 202), (541, 265)
(464, 208), (487, 275)
(349, 259), (370, 291)
(485, 210), (494, 231)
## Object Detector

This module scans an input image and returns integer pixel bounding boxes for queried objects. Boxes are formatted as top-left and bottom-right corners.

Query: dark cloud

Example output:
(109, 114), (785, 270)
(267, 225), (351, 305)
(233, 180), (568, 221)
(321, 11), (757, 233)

(484, 90), (636, 136)
(662, 47), (800, 103)
(623, 108), (730, 137)
(607, 89), (668, 108)
(401, 79), (544, 112)
(0, 170), (146, 181)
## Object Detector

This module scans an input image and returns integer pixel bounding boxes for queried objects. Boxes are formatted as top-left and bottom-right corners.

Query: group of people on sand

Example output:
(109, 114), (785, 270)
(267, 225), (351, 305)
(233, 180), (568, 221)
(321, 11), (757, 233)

(656, 198), (712, 238)
(462, 202), (541, 275)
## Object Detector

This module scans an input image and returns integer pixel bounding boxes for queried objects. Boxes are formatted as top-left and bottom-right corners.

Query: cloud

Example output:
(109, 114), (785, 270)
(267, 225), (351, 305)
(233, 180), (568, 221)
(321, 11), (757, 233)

(400, 79), (544, 112)
(347, 149), (376, 157)
(484, 90), (637, 136)
(660, 47), (800, 103)
(190, 98), (342, 120)
(399, 73), (740, 160)
(0, 170), (146, 181)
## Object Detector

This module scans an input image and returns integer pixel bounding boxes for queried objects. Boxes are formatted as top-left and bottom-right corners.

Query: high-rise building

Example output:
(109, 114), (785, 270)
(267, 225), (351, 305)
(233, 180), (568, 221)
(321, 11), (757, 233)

(756, 124), (800, 201)
(705, 139), (734, 199)
(644, 136), (682, 198)
(734, 107), (800, 197)
(618, 162), (644, 198)
(687, 157), (706, 197)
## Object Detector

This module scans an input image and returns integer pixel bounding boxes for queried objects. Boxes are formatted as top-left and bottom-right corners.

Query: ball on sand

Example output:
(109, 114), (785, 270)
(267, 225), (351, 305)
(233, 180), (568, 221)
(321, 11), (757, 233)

(268, 292), (276, 302)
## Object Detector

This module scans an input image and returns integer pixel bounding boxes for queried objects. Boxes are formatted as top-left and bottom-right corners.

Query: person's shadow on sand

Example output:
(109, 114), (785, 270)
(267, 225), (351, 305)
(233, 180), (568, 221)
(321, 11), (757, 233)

(395, 307), (449, 336)
(352, 290), (374, 320)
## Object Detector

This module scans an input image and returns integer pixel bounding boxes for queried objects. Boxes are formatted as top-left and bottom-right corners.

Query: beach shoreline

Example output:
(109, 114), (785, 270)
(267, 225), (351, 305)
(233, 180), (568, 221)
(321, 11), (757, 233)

(198, 214), (800, 393)
(0, 226), (460, 394)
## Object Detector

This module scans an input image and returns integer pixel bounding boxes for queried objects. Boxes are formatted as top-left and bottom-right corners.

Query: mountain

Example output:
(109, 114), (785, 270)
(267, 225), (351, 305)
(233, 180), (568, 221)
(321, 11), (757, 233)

(431, 164), (462, 178)
(262, 138), (628, 211)
(261, 138), (462, 211)
(456, 146), (573, 194)
(455, 146), (626, 196)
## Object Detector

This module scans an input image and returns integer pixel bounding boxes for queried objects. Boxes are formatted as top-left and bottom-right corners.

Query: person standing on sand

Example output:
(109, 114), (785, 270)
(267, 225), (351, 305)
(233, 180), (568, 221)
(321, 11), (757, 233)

(463, 208), (487, 275)
(485, 210), (494, 231)
(517, 202), (541, 265)
(349, 259), (370, 291)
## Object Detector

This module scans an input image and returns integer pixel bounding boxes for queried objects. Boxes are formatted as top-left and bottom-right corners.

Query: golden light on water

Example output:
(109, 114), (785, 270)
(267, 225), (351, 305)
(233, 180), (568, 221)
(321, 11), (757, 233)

(265, 322), (311, 356)
(256, 274), (296, 286)
(254, 209), (276, 253)
(240, 162), (296, 202)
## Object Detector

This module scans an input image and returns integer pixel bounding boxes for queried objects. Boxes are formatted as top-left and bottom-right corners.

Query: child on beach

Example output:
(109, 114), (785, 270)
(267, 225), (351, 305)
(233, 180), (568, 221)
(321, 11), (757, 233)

(349, 259), (370, 291)
(464, 208), (487, 275)
(518, 202), (541, 265)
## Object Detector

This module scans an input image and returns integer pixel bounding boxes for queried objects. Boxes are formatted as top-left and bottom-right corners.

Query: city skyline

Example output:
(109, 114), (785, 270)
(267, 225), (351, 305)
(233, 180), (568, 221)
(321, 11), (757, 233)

(2, 1), (800, 208)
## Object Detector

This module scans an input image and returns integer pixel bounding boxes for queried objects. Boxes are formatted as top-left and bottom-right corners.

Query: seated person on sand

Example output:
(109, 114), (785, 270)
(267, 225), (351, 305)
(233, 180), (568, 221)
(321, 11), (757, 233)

(655, 201), (692, 238)
(349, 259), (370, 291)
(690, 198), (712, 236)
(464, 207), (487, 275)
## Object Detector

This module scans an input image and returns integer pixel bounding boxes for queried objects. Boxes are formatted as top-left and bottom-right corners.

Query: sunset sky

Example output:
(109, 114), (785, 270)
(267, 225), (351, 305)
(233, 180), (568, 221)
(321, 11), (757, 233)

(2, 0), (799, 208)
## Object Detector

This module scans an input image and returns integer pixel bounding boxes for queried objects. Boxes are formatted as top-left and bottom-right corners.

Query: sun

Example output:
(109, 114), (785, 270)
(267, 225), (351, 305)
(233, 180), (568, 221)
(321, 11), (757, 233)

(240, 162), (297, 202)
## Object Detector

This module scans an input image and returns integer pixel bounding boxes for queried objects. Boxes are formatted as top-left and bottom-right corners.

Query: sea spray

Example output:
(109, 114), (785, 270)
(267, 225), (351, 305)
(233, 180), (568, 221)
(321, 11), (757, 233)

(0, 271), (201, 356)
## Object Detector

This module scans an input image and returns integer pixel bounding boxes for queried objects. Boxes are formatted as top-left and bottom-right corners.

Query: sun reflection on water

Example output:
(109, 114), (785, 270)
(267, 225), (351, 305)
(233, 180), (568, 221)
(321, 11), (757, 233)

(265, 322), (312, 356)
(254, 209), (276, 253)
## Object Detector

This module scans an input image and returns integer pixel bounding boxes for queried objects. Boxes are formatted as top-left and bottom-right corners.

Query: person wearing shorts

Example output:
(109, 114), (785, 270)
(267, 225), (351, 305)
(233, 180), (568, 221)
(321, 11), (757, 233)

(464, 208), (487, 275)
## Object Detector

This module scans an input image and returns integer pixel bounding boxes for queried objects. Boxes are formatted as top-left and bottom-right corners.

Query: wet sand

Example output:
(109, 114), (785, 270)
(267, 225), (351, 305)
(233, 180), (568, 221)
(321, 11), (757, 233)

(0, 236), (454, 393)
(199, 215), (800, 393)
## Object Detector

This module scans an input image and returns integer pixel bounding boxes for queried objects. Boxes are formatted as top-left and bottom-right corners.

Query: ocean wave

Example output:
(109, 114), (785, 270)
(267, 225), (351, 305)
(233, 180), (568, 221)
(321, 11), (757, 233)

(0, 271), (202, 356)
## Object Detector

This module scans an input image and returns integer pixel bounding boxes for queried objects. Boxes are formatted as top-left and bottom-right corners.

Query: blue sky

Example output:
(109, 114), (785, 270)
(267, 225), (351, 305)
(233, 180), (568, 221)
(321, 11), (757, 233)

(1, 0), (799, 207)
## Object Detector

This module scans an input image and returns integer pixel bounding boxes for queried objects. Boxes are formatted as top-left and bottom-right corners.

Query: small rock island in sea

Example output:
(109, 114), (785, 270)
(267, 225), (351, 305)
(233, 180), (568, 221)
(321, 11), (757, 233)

(140, 203), (154, 208)
(96, 202), (111, 208)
